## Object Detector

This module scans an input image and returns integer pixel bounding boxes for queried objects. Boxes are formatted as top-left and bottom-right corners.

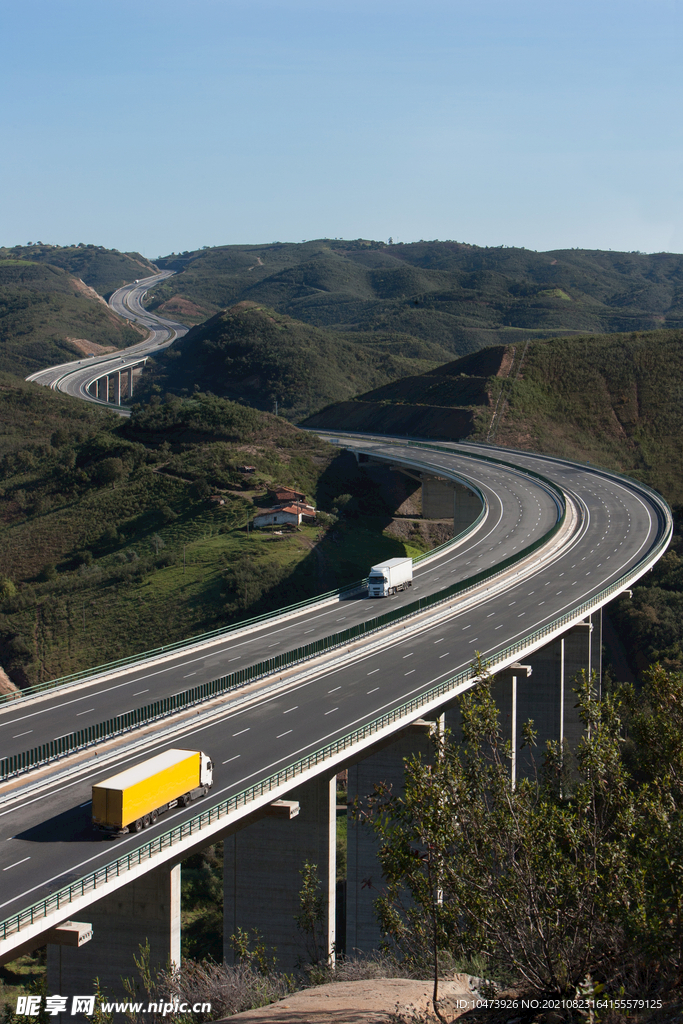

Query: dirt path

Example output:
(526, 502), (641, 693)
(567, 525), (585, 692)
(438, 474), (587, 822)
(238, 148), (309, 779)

(223, 977), (476, 1023)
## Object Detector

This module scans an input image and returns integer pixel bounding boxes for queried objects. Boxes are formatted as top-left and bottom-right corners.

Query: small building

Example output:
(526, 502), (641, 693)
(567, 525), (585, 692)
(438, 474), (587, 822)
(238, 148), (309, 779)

(238, 465), (256, 474)
(270, 486), (306, 503)
(253, 505), (305, 529)
(289, 501), (317, 523)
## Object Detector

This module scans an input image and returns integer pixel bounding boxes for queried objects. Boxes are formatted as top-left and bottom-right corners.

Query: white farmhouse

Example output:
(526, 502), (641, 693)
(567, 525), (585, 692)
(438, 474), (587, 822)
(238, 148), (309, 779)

(252, 502), (317, 529)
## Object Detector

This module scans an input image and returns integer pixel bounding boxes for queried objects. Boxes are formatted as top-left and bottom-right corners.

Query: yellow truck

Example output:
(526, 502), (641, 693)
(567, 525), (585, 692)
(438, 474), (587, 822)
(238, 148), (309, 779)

(92, 748), (214, 835)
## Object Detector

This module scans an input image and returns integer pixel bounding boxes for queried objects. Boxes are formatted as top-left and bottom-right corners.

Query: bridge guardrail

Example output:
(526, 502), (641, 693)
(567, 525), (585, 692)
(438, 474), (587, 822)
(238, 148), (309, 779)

(0, 478), (562, 782)
(0, 482), (671, 945)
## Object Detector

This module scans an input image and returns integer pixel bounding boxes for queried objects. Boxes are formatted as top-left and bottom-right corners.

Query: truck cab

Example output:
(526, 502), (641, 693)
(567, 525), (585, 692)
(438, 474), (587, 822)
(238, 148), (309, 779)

(368, 569), (389, 597)
(200, 752), (214, 789)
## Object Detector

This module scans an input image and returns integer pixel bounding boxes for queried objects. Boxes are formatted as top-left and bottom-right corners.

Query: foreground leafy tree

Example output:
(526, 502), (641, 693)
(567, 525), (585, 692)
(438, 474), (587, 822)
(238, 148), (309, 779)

(621, 664), (683, 979)
(365, 663), (683, 1011)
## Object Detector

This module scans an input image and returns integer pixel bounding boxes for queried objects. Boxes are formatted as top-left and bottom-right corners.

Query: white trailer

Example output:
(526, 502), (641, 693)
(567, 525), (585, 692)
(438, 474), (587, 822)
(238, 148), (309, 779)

(368, 556), (413, 597)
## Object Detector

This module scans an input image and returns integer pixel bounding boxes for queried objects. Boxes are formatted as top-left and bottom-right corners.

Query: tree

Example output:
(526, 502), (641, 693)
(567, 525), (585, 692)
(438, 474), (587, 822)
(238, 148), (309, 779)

(294, 861), (328, 972)
(620, 664), (683, 977)
(365, 663), (654, 1008)
(96, 457), (124, 488)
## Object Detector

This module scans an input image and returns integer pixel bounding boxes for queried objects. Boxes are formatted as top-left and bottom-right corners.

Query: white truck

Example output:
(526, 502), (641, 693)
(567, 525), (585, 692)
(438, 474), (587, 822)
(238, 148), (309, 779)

(368, 556), (413, 597)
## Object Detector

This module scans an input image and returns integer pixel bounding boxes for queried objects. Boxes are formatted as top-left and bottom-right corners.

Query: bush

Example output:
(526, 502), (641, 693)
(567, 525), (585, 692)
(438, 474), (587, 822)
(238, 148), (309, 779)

(95, 457), (125, 487)
(96, 526), (120, 549)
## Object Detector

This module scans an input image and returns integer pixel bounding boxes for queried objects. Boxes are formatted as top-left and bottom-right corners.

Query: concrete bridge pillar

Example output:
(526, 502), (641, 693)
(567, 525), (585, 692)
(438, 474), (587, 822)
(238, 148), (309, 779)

(127, 367), (134, 399)
(454, 482), (482, 532)
(46, 862), (180, 1005)
(96, 377), (107, 401)
(223, 773), (337, 971)
(421, 475), (454, 519)
(344, 615), (601, 954)
(473, 611), (600, 778)
(346, 720), (435, 955)
(112, 372), (121, 406)
(421, 475), (481, 531)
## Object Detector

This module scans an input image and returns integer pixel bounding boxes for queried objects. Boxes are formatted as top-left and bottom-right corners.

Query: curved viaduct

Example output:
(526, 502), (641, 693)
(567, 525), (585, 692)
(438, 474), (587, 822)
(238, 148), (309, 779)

(8, 279), (672, 988)
(26, 272), (187, 412)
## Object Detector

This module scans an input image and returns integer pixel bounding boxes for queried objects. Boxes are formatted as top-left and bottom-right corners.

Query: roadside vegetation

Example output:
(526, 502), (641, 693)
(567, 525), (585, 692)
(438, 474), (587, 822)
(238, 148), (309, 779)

(0, 378), (423, 689)
(358, 662), (683, 1019)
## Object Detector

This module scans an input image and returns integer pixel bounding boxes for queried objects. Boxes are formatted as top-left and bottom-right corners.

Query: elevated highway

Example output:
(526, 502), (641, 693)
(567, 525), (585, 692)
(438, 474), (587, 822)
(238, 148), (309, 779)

(10, 281), (673, 977)
(0, 434), (671, 963)
(26, 272), (187, 412)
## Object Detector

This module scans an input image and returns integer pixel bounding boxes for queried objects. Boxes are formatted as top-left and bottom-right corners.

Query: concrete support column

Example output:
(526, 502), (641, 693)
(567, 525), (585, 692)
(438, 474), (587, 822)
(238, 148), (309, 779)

(96, 377), (107, 401)
(47, 862), (180, 1004)
(127, 367), (134, 399)
(346, 721), (434, 955)
(421, 476), (480, 529)
(454, 482), (482, 533)
(421, 475), (454, 519)
(113, 372), (121, 406)
(223, 773), (336, 971)
(562, 612), (600, 750)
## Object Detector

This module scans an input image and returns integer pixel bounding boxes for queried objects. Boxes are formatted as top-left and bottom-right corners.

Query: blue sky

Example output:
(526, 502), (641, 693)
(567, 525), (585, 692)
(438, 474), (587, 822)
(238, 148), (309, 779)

(1, 0), (682, 257)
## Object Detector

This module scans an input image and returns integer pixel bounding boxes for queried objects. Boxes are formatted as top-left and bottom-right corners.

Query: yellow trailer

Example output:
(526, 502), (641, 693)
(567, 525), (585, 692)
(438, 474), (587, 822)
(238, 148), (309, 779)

(92, 748), (214, 834)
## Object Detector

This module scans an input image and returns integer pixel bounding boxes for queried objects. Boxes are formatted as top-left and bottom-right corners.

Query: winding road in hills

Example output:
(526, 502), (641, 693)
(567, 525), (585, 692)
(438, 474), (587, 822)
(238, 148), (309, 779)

(26, 271), (187, 411)
(3, 276), (672, 958)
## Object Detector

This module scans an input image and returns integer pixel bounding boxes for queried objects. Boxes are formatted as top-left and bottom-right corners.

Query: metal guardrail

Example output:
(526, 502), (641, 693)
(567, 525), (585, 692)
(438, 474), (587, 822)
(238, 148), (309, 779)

(0, 487), (671, 944)
(0, 482), (560, 782)
(0, 578), (368, 705)
(0, 472), (489, 708)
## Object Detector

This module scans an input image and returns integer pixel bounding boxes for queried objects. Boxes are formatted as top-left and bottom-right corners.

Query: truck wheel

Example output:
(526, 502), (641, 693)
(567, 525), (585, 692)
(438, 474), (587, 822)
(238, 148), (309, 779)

(134, 819), (143, 832)
(151, 810), (158, 824)
(143, 814), (151, 828)
(201, 785), (208, 797)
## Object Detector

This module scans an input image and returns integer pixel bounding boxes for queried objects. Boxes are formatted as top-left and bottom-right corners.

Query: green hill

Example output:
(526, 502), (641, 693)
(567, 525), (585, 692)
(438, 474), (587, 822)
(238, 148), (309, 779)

(149, 239), (683, 356)
(136, 301), (447, 421)
(0, 243), (157, 298)
(0, 379), (417, 689)
(305, 329), (683, 504)
(0, 259), (144, 376)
